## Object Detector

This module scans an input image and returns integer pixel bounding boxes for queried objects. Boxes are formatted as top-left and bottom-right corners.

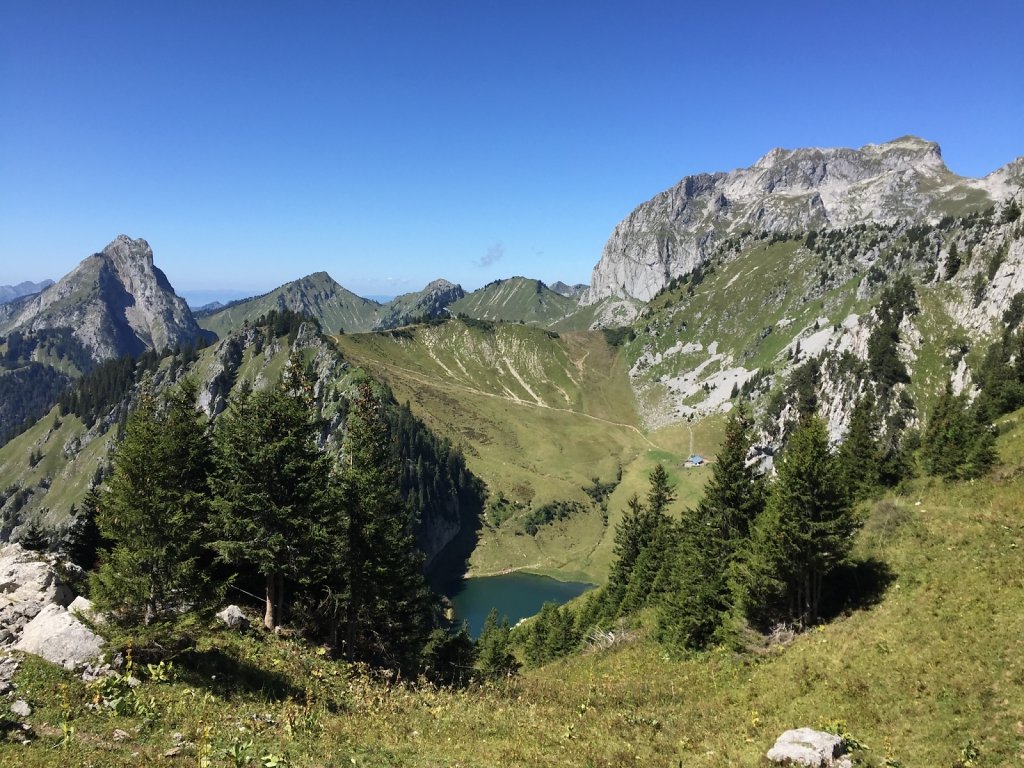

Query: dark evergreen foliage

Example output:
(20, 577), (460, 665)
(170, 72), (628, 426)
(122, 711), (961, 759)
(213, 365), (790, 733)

(211, 357), (335, 631)
(90, 379), (220, 650)
(18, 518), (50, 551)
(520, 601), (580, 666)
(338, 381), (436, 672)
(58, 349), (162, 428)
(475, 608), (519, 679)
(63, 489), (105, 571)
(657, 408), (764, 652)
(737, 417), (858, 629)
(921, 387), (997, 481)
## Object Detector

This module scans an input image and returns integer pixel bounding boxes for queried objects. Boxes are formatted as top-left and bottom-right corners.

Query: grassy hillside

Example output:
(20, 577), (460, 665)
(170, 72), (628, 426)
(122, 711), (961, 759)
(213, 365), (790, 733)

(335, 320), (721, 583)
(451, 277), (581, 327)
(197, 272), (382, 337)
(9, 411), (1024, 766)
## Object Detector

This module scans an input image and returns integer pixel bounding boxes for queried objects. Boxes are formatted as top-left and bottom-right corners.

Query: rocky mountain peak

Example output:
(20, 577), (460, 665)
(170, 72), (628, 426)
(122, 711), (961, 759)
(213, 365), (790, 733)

(0, 236), (207, 361)
(582, 137), (1011, 308)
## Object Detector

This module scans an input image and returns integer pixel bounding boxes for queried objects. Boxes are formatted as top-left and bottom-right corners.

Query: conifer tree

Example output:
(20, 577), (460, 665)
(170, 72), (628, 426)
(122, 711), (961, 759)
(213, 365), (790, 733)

(211, 361), (334, 630)
(475, 608), (519, 680)
(64, 490), (104, 571)
(657, 407), (764, 651)
(339, 381), (434, 671)
(603, 465), (676, 618)
(836, 393), (883, 501)
(921, 387), (997, 481)
(18, 519), (49, 552)
(522, 602), (579, 666)
(738, 417), (857, 628)
(90, 379), (218, 645)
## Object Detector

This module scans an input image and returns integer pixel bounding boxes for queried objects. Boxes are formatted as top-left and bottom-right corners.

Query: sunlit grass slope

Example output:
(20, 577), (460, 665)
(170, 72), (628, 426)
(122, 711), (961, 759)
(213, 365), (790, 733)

(10, 410), (1024, 766)
(334, 321), (718, 583)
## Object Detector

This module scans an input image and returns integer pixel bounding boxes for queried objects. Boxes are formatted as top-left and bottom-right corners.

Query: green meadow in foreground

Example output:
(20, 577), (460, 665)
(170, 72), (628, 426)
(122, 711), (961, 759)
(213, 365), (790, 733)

(5, 410), (1024, 767)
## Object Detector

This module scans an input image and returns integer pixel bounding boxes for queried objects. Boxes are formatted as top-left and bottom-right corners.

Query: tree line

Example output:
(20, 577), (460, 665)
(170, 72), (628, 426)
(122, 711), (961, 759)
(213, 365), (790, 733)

(81, 358), (469, 678)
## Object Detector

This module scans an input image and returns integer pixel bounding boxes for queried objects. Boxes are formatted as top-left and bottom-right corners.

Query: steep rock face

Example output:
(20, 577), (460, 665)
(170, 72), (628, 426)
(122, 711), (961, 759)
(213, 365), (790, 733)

(0, 235), (205, 360)
(583, 137), (1021, 305)
(373, 279), (465, 330)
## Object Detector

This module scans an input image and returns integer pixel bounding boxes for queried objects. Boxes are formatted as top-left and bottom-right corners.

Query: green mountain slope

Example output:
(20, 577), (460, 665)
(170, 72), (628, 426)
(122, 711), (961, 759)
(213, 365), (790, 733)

(451, 277), (582, 327)
(335, 320), (719, 582)
(197, 272), (382, 336)
(0, 316), (480, 566)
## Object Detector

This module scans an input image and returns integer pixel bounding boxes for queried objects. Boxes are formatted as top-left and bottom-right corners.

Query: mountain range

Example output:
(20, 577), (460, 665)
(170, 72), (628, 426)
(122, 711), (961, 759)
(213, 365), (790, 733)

(0, 135), (1022, 583)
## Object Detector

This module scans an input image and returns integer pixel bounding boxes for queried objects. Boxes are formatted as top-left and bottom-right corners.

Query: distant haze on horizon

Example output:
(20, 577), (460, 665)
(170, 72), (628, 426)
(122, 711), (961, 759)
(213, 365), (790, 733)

(2, 1), (1022, 295)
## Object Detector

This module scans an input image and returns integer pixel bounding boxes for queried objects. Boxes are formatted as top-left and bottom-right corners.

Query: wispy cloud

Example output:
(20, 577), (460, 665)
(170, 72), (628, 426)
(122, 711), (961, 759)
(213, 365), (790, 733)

(476, 242), (505, 268)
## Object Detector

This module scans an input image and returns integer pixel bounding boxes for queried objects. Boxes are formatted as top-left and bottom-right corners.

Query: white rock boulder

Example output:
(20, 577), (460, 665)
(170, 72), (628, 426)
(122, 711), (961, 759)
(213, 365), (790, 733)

(15, 602), (103, 670)
(766, 728), (852, 767)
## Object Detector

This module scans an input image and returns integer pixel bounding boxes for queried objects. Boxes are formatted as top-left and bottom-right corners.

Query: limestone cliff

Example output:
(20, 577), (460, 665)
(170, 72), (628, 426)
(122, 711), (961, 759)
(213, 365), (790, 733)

(583, 137), (1024, 307)
(0, 235), (206, 360)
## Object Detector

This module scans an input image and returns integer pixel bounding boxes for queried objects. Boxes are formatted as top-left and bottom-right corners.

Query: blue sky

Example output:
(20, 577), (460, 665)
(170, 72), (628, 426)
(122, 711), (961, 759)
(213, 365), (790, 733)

(2, 1), (1022, 302)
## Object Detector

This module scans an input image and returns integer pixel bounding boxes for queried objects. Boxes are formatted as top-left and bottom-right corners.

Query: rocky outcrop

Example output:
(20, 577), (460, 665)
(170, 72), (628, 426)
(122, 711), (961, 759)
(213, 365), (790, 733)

(583, 137), (1022, 304)
(0, 543), (102, 669)
(0, 235), (206, 361)
(216, 604), (250, 631)
(374, 279), (466, 330)
(766, 728), (852, 767)
(16, 602), (103, 670)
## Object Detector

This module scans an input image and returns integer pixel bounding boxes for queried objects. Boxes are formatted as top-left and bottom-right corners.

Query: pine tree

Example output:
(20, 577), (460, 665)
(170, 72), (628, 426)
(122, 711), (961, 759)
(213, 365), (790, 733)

(339, 381), (434, 671)
(475, 608), (519, 680)
(90, 379), (218, 647)
(602, 465), (677, 618)
(64, 490), (104, 571)
(836, 393), (883, 501)
(18, 519), (49, 552)
(522, 602), (579, 666)
(738, 417), (857, 628)
(657, 407), (764, 651)
(921, 387), (997, 481)
(211, 363), (335, 630)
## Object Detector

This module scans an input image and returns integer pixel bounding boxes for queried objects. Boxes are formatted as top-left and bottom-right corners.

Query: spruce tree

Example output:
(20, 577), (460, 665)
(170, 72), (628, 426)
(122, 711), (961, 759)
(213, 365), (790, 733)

(64, 490), (104, 571)
(657, 407), (764, 651)
(339, 381), (434, 671)
(603, 465), (676, 618)
(738, 416), (857, 628)
(211, 363), (335, 630)
(921, 387), (997, 481)
(18, 519), (49, 552)
(836, 393), (883, 501)
(90, 379), (218, 646)
(475, 608), (519, 680)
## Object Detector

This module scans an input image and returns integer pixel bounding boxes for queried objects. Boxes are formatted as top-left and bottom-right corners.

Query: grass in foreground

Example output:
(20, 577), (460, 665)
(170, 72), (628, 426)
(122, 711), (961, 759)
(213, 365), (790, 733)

(6, 416), (1024, 767)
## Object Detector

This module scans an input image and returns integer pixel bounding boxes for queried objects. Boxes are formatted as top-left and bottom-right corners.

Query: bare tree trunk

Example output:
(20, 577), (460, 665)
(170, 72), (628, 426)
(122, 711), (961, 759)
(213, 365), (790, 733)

(264, 573), (276, 630)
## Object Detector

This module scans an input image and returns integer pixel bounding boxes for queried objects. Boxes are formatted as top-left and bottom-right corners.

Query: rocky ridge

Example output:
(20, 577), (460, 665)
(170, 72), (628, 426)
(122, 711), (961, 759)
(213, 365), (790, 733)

(0, 280), (54, 305)
(0, 235), (206, 361)
(583, 137), (1024, 308)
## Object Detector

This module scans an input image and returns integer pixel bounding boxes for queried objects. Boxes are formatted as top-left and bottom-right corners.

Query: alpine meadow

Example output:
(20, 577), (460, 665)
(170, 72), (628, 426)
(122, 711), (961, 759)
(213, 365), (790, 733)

(2, 5), (1024, 766)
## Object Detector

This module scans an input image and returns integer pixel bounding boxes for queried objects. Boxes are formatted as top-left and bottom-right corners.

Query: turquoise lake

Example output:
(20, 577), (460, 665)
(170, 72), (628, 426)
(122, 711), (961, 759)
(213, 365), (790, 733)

(447, 572), (595, 637)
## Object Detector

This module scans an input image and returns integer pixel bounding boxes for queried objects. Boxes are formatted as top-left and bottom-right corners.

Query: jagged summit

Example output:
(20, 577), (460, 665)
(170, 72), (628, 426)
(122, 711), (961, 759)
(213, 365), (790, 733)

(0, 235), (205, 360)
(582, 137), (1020, 305)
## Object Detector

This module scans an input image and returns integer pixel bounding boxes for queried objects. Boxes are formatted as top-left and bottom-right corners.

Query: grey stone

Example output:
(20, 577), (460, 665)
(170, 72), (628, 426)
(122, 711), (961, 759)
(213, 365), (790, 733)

(766, 728), (850, 767)
(216, 604), (250, 631)
(15, 603), (103, 670)
(10, 699), (31, 717)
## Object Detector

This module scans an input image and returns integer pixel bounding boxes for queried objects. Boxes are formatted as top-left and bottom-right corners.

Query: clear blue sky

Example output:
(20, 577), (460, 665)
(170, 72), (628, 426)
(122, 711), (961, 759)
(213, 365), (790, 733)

(2, 1), (1022, 301)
